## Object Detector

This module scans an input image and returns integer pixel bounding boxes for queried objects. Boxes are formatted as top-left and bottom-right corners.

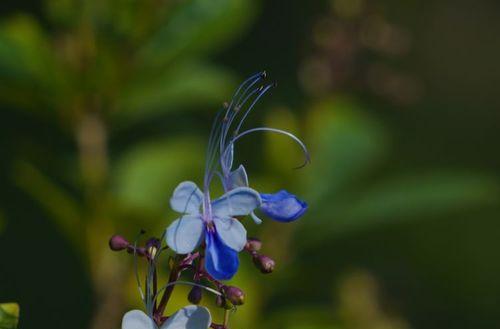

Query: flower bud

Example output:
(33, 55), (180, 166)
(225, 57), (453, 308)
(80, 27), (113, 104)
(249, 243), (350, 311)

(245, 237), (262, 252)
(253, 254), (275, 274)
(109, 235), (130, 251)
(188, 285), (202, 304)
(215, 295), (232, 309)
(215, 295), (226, 308)
(146, 238), (161, 258)
(222, 286), (245, 306)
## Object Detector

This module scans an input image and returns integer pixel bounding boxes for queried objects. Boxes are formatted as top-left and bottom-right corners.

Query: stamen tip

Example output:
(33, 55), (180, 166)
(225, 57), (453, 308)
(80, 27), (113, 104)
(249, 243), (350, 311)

(261, 70), (267, 79)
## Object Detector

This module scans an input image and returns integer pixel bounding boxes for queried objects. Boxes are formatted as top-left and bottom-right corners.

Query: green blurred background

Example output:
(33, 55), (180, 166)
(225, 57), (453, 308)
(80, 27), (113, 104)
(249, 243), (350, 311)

(1, 0), (500, 328)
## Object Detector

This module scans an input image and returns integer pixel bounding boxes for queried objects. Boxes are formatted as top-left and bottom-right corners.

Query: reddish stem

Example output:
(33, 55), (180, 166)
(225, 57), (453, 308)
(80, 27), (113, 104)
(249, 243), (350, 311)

(155, 253), (200, 317)
(156, 267), (181, 316)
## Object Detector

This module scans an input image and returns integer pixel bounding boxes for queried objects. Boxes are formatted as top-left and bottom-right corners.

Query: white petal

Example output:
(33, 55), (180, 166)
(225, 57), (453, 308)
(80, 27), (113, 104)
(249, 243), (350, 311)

(161, 305), (211, 329)
(166, 215), (204, 254)
(212, 187), (261, 218)
(122, 310), (156, 329)
(213, 216), (247, 251)
(228, 165), (249, 188)
(170, 181), (203, 214)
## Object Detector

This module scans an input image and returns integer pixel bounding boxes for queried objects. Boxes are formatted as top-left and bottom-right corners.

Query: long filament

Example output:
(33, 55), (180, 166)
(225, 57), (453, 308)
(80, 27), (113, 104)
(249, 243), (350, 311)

(228, 127), (310, 169)
(220, 85), (266, 155)
(220, 74), (266, 154)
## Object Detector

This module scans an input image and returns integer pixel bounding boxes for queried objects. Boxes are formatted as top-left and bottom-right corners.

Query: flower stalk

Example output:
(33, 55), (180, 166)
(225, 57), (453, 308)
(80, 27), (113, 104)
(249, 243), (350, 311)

(114, 72), (309, 329)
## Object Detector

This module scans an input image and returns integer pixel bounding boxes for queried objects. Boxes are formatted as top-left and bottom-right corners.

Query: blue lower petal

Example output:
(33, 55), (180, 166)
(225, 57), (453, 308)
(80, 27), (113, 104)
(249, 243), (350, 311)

(260, 190), (308, 222)
(205, 229), (239, 280)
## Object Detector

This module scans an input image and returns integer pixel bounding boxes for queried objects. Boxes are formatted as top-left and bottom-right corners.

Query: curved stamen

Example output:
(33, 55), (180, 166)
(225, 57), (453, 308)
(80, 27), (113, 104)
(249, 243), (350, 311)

(206, 73), (267, 190)
(234, 83), (275, 136)
(205, 109), (224, 173)
(220, 85), (266, 163)
(227, 127), (310, 169)
(204, 109), (225, 190)
(225, 71), (265, 115)
(220, 74), (266, 154)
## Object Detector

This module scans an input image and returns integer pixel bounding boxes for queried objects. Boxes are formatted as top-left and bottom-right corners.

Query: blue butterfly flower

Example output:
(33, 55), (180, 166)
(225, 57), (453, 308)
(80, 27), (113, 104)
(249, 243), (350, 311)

(165, 181), (261, 280)
(165, 72), (308, 280)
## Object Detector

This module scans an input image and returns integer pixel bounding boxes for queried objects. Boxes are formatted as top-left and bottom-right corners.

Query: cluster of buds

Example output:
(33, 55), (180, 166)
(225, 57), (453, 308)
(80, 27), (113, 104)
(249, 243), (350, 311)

(109, 234), (276, 328)
(245, 238), (276, 274)
(112, 72), (308, 329)
(109, 233), (265, 328)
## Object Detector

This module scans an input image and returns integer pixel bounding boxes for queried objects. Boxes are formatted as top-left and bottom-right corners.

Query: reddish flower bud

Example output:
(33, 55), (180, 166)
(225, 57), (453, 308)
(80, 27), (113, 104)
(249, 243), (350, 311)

(253, 254), (275, 274)
(109, 235), (129, 251)
(146, 237), (160, 249)
(222, 285), (245, 306)
(245, 237), (262, 252)
(188, 285), (202, 304)
(146, 238), (161, 258)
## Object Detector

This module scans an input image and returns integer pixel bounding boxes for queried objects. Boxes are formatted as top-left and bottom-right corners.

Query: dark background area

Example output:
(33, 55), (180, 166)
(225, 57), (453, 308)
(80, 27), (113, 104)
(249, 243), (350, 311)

(1, 0), (499, 328)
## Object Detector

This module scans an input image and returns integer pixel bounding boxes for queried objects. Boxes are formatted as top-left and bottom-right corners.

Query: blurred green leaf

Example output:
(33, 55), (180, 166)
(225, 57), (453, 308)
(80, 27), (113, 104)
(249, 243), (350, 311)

(45, 0), (80, 28)
(304, 98), (387, 204)
(343, 171), (500, 224)
(0, 303), (19, 329)
(88, 0), (172, 43)
(115, 62), (234, 125)
(13, 162), (83, 247)
(0, 15), (64, 111)
(112, 138), (205, 211)
(301, 171), (500, 244)
(0, 16), (42, 80)
(300, 100), (500, 246)
(263, 306), (339, 329)
(138, 0), (255, 67)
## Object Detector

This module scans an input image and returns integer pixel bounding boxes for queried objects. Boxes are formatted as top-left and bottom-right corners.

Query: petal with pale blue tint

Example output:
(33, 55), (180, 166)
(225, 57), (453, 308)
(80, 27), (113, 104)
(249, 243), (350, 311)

(170, 181), (203, 214)
(228, 165), (249, 189)
(260, 190), (308, 222)
(161, 305), (211, 329)
(122, 310), (156, 329)
(212, 187), (261, 218)
(213, 216), (247, 251)
(166, 215), (204, 254)
(205, 230), (239, 280)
